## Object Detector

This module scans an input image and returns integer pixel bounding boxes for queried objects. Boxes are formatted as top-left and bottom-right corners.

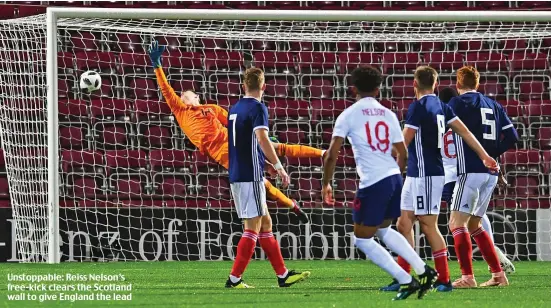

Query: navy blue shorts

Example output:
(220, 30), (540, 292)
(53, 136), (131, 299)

(441, 181), (456, 206)
(353, 174), (403, 227)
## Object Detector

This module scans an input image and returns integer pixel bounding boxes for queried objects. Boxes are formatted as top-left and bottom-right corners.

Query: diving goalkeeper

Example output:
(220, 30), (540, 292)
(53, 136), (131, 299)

(149, 41), (322, 223)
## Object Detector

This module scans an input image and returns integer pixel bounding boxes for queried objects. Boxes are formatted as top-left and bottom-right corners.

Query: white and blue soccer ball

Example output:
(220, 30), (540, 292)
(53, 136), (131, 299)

(79, 70), (102, 93)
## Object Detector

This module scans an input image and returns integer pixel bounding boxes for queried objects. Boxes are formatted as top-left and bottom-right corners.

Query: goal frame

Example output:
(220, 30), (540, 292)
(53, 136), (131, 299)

(45, 7), (551, 263)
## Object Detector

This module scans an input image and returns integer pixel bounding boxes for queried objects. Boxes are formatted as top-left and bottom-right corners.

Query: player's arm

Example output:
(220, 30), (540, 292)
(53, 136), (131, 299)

(323, 112), (349, 205)
(148, 40), (185, 111)
(496, 106), (519, 156)
(322, 136), (343, 205)
(393, 141), (408, 173)
(402, 101), (420, 147)
(253, 104), (289, 187)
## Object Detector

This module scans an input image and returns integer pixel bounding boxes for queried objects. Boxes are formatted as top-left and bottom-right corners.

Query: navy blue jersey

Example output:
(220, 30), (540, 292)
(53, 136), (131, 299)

(405, 94), (458, 177)
(448, 92), (515, 174)
(228, 97), (269, 183)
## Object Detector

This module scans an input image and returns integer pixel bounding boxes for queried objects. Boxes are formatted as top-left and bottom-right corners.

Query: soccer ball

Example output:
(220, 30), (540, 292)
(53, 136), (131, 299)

(79, 70), (102, 93)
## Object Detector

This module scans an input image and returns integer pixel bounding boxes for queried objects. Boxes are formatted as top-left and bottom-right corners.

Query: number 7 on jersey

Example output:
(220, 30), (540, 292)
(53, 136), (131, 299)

(229, 114), (237, 147)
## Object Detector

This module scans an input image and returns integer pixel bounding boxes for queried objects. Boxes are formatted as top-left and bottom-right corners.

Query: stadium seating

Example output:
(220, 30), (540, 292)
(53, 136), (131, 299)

(0, 4), (16, 19)
(297, 52), (338, 74)
(269, 99), (310, 122)
(254, 51), (296, 73)
(203, 51), (244, 72)
(423, 52), (464, 73)
(502, 150), (541, 174)
(538, 127), (551, 150)
(382, 52), (421, 74)
(141, 125), (174, 149)
(69, 32), (101, 52)
(333, 178), (357, 200)
(265, 77), (294, 98)
(466, 52), (508, 73)
(149, 149), (192, 173)
(509, 176), (541, 198)
(59, 126), (86, 150)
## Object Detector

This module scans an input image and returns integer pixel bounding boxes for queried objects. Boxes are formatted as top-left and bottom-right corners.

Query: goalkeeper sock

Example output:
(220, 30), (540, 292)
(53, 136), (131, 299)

(397, 256), (411, 274)
(472, 227), (502, 273)
(433, 248), (450, 283)
(354, 236), (412, 284)
(264, 180), (295, 210)
(481, 214), (495, 243)
(230, 229), (258, 282)
(258, 231), (288, 277)
(376, 227), (426, 275)
(277, 144), (323, 158)
(452, 227), (473, 276)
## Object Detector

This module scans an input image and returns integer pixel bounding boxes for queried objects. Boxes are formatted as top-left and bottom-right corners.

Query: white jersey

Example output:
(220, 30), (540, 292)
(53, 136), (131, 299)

(441, 129), (457, 184)
(332, 97), (404, 189)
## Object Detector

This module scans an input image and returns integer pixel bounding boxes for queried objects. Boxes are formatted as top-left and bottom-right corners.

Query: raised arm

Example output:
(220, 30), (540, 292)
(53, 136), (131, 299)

(148, 41), (185, 111)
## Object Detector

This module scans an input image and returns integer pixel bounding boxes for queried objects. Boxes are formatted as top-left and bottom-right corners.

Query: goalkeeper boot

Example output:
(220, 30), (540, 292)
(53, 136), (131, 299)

(291, 200), (309, 224)
(392, 277), (420, 301)
(432, 280), (453, 292)
(480, 271), (509, 287)
(278, 270), (311, 287)
(379, 279), (400, 292)
(493, 246), (515, 274)
(417, 265), (438, 299)
(225, 278), (254, 289)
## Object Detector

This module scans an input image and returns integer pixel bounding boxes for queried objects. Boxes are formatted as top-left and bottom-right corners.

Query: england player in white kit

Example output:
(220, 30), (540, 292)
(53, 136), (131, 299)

(225, 68), (309, 289)
(385, 67), (498, 293)
(439, 87), (516, 275)
(446, 67), (519, 288)
(322, 66), (437, 301)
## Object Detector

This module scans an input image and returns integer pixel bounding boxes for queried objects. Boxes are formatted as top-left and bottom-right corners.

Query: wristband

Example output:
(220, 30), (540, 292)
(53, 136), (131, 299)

(273, 161), (283, 170)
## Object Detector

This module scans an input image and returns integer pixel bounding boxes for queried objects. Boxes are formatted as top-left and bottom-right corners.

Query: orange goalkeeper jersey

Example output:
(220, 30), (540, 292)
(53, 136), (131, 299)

(155, 68), (229, 161)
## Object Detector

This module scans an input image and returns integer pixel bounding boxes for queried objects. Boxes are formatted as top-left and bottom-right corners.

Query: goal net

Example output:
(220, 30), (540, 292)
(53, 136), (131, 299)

(0, 10), (550, 263)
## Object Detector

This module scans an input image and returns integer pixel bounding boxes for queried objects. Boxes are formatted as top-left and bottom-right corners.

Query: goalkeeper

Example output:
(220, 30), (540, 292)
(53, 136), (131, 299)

(149, 41), (321, 223)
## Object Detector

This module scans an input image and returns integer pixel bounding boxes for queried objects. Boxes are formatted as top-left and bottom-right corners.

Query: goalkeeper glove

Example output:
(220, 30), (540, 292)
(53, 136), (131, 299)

(148, 40), (166, 68)
(269, 136), (280, 144)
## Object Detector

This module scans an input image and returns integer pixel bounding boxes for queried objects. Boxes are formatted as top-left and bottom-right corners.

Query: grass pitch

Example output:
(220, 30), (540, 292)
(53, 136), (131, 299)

(0, 261), (549, 307)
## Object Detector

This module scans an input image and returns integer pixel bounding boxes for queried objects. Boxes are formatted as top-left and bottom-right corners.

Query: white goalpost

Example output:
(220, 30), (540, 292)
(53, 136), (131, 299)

(0, 8), (550, 264)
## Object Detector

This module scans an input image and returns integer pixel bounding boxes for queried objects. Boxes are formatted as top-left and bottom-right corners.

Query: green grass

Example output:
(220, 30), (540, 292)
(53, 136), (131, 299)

(0, 261), (549, 307)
